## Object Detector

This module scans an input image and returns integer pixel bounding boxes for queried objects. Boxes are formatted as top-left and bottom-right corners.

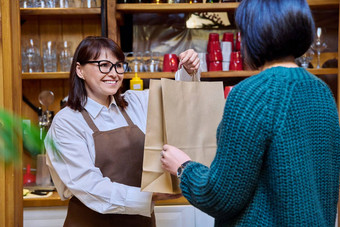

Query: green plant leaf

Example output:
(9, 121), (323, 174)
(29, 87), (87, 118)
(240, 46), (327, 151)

(0, 108), (59, 163)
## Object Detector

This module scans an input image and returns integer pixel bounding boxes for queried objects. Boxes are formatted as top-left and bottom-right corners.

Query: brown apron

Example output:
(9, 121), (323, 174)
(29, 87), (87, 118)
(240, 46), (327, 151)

(64, 107), (155, 227)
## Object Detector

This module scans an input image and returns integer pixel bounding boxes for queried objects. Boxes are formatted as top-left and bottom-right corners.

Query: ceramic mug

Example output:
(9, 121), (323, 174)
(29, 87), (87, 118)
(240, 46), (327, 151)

(163, 54), (178, 72)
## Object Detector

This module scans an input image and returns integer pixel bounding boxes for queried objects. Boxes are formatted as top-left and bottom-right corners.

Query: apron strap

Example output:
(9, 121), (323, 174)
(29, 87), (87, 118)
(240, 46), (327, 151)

(81, 110), (99, 132)
(119, 107), (134, 126)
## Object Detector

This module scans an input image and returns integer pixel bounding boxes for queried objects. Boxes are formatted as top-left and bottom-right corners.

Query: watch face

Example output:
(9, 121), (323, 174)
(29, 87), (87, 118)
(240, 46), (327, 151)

(177, 167), (182, 178)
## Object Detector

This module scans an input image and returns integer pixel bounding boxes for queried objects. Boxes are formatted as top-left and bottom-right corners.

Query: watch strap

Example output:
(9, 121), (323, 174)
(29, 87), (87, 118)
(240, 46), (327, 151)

(177, 160), (192, 179)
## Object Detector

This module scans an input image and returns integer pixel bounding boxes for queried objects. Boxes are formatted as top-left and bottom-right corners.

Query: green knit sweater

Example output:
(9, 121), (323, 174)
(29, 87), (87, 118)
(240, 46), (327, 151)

(180, 67), (340, 226)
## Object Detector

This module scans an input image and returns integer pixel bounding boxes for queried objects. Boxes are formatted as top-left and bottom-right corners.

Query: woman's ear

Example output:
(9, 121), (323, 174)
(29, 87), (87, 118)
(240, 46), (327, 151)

(76, 62), (85, 80)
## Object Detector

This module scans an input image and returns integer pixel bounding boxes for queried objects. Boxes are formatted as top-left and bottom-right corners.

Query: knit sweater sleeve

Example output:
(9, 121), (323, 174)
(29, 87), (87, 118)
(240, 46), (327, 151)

(180, 76), (273, 219)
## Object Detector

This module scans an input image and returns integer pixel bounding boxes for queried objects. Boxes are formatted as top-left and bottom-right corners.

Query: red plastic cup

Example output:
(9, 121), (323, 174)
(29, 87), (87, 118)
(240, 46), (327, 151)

(224, 86), (234, 99)
(208, 51), (223, 61)
(207, 41), (221, 53)
(229, 51), (243, 71)
(222, 32), (234, 42)
(163, 54), (179, 72)
(208, 33), (219, 42)
(208, 61), (222, 71)
(222, 32), (234, 52)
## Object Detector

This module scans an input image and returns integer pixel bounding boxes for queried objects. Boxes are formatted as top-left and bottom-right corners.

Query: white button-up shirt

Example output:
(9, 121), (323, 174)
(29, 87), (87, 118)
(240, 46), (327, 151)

(45, 69), (199, 217)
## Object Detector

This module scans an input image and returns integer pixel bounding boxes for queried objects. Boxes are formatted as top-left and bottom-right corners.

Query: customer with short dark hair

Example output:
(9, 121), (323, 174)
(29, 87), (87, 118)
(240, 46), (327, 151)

(160, 0), (340, 226)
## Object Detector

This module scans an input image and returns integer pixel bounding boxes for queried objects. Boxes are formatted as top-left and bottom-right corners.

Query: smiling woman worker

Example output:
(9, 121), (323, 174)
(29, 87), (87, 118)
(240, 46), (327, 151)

(44, 36), (200, 227)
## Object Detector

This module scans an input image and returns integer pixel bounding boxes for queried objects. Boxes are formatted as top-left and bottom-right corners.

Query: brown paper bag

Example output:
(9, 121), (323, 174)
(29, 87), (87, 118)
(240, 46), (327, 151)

(141, 78), (225, 193)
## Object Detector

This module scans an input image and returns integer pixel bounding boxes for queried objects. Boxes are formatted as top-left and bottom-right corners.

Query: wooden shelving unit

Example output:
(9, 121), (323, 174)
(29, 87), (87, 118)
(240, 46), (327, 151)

(115, 0), (339, 13)
(20, 7), (100, 15)
(19, 3), (103, 190)
(22, 68), (338, 80)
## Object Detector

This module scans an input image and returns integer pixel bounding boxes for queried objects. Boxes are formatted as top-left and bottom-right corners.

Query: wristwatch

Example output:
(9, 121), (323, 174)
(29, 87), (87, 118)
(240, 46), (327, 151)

(177, 160), (192, 179)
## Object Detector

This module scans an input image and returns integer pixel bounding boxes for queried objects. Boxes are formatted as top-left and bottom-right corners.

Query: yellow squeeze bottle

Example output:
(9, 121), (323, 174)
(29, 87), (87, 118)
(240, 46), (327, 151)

(130, 72), (143, 91)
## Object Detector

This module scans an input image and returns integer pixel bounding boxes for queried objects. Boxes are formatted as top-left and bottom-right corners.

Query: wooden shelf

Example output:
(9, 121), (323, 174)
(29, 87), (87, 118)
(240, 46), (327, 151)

(19, 0), (338, 15)
(308, 68), (338, 75)
(130, 69), (338, 79)
(22, 72), (69, 79)
(124, 72), (175, 79)
(20, 7), (101, 15)
(116, 0), (339, 13)
(307, 0), (339, 8)
(117, 3), (239, 13)
(22, 68), (338, 80)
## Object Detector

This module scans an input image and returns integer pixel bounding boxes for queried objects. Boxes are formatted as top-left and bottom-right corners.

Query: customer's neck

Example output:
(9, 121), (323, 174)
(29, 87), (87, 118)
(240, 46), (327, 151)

(261, 57), (298, 71)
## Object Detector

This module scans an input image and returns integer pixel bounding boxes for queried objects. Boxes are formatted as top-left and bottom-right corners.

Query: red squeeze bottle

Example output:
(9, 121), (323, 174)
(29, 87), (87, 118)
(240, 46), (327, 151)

(23, 164), (36, 185)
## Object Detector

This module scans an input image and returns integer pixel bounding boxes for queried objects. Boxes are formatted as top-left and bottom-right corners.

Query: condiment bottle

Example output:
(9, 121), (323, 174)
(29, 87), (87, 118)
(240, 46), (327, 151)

(130, 73), (143, 91)
(23, 164), (36, 185)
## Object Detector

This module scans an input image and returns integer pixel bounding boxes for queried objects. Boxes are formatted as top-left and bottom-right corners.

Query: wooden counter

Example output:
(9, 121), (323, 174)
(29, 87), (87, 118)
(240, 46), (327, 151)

(23, 192), (69, 207)
(24, 191), (190, 207)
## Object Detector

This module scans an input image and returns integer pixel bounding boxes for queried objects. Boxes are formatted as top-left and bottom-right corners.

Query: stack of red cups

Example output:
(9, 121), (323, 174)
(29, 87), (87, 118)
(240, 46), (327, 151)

(207, 33), (222, 71)
(229, 51), (243, 70)
(229, 32), (243, 71)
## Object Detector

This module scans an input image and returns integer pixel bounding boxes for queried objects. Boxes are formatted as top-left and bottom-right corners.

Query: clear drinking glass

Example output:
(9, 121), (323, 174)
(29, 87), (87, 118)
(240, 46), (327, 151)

(129, 52), (144, 73)
(297, 48), (314, 69)
(45, 0), (56, 7)
(33, 0), (46, 7)
(20, 0), (33, 8)
(124, 52), (133, 72)
(23, 38), (42, 73)
(43, 41), (57, 72)
(81, 0), (97, 8)
(36, 154), (52, 186)
(58, 41), (73, 72)
(143, 51), (151, 72)
(311, 27), (327, 69)
(148, 52), (161, 72)
(58, 0), (74, 7)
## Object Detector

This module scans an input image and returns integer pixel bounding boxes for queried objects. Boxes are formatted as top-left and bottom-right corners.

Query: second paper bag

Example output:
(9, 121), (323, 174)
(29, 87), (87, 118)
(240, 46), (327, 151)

(141, 78), (225, 194)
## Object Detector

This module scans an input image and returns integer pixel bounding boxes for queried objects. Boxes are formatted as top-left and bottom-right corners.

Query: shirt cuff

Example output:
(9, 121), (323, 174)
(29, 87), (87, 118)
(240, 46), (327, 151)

(120, 186), (153, 217)
(175, 67), (201, 81)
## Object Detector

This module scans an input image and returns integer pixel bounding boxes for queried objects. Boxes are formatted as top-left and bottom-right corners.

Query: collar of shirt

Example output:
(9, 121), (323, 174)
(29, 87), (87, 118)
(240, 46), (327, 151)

(84, 96), (118, 119)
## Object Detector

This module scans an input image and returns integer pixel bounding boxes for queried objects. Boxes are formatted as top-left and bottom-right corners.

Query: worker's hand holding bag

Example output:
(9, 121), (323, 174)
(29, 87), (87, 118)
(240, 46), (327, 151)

(141, 78), (225, 194)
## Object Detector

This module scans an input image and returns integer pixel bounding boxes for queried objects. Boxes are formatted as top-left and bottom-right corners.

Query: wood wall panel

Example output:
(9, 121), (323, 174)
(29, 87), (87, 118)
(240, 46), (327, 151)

(107, 0), (118, 43)
(0, 2), (5, 226)
(61, 17), (83, 56)
(0, 1), (22, 226)
(83, 15), (102, 37)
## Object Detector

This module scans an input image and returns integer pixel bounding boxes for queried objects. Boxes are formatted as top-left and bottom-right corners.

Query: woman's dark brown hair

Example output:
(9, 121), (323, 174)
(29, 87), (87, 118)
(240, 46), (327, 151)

(67, 36), (128, 111)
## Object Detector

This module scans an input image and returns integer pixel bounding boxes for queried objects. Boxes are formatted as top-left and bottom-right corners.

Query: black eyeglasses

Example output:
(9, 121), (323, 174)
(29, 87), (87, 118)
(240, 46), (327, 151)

(84, 60), (129, 74)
